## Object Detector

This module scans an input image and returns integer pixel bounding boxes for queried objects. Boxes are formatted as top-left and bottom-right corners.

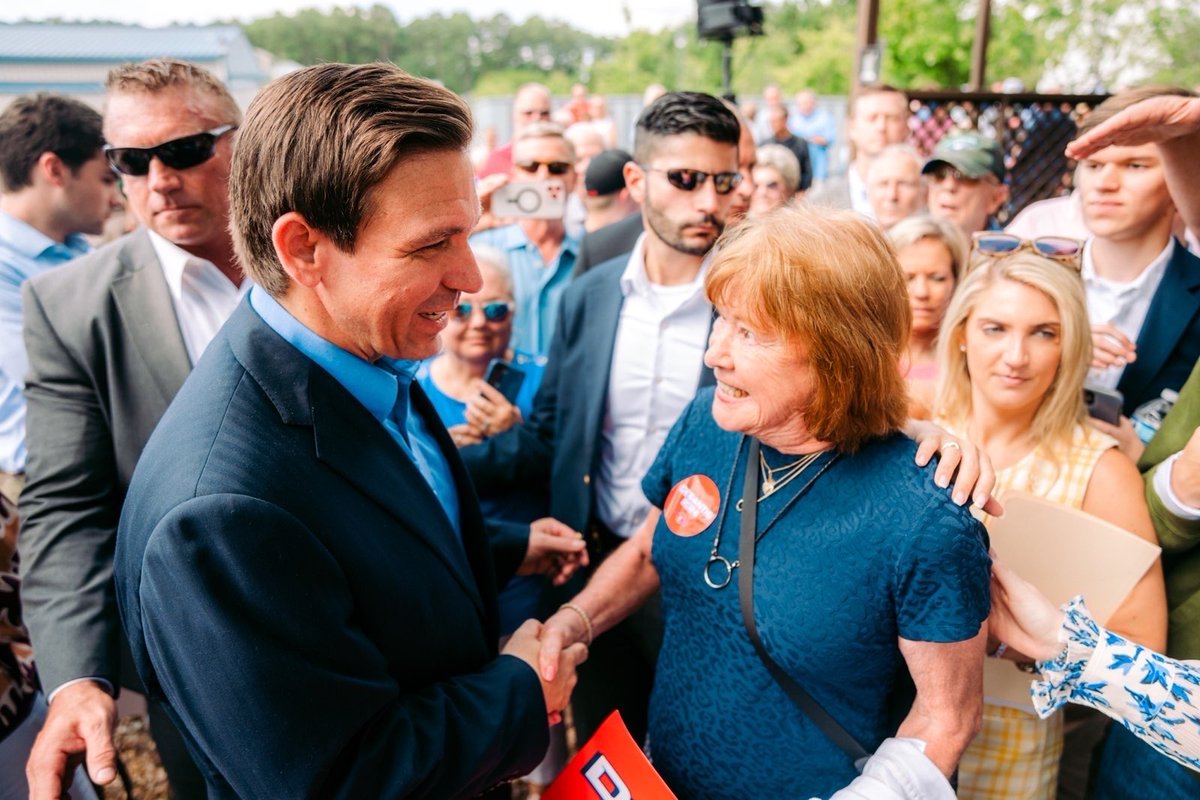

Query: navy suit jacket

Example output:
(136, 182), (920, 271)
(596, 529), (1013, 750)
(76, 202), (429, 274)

(115, 301), (546, 799)
(1117, 241), (1200, 414)
(461, 253), (715, 532)
(572, 213), (643, 277)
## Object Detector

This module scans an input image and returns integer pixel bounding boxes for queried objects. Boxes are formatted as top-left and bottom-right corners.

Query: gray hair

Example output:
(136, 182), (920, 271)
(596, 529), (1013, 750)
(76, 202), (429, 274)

(515, 122), (576, 162)
(470, 244), (514, 296)
(755, 144), (801, 194)
(866, 143), (923, 180)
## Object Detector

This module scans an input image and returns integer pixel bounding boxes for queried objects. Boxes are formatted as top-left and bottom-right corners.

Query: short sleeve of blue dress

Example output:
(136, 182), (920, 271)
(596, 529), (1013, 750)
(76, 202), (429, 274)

(639, 387), (991, 800)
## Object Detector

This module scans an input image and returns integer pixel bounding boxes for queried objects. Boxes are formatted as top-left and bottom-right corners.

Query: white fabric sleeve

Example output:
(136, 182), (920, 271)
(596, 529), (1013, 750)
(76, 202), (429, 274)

(1153, 452), (1200, 521)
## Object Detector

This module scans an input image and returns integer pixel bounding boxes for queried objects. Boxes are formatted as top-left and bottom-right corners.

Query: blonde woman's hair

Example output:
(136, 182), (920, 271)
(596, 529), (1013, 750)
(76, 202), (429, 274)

(934, 253), (1091, 450)
(886, 214), (970, 281)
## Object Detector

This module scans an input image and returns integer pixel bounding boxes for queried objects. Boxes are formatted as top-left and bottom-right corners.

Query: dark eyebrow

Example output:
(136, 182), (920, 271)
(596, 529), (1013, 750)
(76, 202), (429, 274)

(399, 226), (467, 254)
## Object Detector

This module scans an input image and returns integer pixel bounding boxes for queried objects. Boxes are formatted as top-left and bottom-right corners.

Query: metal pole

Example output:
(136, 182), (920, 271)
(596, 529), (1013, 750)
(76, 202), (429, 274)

(970, 0), (992, 91)
(722, 37), (734, 100)
(854, 0), (881, 93)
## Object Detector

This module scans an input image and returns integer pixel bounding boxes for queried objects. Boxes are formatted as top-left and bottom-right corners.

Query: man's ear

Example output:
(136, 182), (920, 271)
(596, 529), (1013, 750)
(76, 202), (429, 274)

(625, 161), (646, 206)
(36, 152), (69, 187)
(989, 184), (1011, 216)
(272, 212), (324, 289)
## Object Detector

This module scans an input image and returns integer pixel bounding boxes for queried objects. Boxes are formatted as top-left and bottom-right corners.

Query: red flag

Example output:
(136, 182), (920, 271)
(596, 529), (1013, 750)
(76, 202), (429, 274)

(542, 712), (678, 799)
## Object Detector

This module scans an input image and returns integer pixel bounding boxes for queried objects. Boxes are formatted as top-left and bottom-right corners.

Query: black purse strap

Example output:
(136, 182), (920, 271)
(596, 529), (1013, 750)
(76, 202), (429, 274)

(737, 438), (872, 769)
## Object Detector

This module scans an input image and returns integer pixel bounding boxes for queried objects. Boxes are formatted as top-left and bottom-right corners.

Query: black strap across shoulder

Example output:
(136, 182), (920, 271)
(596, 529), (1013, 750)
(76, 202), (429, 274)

(737, 438), (872, 770)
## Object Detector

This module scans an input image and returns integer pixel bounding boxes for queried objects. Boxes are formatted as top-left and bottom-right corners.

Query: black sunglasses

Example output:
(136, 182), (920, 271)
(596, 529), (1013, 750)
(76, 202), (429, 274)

(514, 160), (573, 176)
(641, 166), (742, 195)
(104, 124), (237, 177)
(453, 301), (513, 322)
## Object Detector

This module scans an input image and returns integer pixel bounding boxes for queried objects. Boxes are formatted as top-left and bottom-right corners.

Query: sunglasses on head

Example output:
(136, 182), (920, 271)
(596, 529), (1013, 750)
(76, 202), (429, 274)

(453, 301), (513, 322)
(972, 232), (1084, 271)
(104, 124), (237, 177)
(515, 160), (573, 176)
(641, 166), (742, 195)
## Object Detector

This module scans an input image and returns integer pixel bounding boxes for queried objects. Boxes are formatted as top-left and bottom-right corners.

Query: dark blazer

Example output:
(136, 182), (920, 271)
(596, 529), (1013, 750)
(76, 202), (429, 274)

(20, 229), (191, 693)
(115, 301), (546, 798)
(572, 213), (643, 277)
(461, 254), (715, 532)
(1116, 241), (1200, 414)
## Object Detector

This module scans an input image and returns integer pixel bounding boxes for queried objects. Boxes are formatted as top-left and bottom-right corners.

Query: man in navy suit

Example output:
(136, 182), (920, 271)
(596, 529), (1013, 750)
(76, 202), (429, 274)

(1078, 86), (1200, 415)
(461, 92), (742, 745)
(114, 63), (587, 798)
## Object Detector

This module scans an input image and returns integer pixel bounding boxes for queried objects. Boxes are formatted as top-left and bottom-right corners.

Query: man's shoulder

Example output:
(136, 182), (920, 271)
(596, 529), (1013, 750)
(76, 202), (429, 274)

(569, 251), (627, 295)
(1171, 238), (1200, 281)
(26, 230), (154, 300)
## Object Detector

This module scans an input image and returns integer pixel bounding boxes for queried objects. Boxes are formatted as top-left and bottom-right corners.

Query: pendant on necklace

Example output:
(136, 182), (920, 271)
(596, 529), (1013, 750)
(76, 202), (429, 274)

(762, 478), (775, 496)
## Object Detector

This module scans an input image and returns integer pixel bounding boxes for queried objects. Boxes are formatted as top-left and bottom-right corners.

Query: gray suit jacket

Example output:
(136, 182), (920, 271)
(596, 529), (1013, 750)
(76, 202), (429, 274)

(20, 228), (191, 692)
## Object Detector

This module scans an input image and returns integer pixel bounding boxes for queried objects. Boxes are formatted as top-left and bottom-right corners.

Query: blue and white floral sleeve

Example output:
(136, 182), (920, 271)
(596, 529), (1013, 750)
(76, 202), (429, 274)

(1031, 596), (1200, 774)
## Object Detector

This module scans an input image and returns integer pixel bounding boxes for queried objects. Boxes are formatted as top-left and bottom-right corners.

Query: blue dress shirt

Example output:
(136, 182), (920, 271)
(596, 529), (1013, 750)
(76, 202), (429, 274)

(469, 223), (579, 359)
(0, 212), (91, 472)
(248, 287), (461, 539)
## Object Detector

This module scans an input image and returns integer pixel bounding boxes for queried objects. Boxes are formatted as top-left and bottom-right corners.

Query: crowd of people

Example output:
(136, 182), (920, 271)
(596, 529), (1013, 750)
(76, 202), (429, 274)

(1, 56), (1200, 800)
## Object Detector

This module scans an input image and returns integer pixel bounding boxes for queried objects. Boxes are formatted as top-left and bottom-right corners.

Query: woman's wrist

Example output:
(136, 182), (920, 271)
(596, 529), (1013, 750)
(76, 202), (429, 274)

(555, 603), (593, 646)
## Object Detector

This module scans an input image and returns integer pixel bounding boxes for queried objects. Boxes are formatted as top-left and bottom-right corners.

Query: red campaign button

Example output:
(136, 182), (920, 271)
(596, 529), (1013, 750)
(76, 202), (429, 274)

(662, 474), (721, 537)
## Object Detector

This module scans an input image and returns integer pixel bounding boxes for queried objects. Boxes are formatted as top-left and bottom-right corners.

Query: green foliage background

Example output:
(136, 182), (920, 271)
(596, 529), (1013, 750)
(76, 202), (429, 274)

(238, 1), (1199, 96)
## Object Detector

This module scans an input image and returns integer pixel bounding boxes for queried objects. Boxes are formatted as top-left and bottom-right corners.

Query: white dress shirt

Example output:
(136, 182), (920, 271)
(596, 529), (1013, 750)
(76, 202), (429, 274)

(149, 231), (248, 365)
(596, 234), (711, 538)
(848, 165), (874, 218)
(1083, 237), (1173, 389)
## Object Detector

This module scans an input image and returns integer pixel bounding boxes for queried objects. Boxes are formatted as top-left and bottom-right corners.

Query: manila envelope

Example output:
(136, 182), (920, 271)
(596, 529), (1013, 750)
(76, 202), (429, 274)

(983, 492), (1162, 711)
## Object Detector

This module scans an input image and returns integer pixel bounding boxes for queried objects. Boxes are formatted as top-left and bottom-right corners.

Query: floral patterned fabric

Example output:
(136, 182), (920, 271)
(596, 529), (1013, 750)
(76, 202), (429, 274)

(1033, 595), (1200, 775)
(0, 491), (37, 743)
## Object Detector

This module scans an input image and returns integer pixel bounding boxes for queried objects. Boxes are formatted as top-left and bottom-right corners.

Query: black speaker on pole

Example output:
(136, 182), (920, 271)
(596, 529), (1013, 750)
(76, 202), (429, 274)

(697, 0), (764, 41)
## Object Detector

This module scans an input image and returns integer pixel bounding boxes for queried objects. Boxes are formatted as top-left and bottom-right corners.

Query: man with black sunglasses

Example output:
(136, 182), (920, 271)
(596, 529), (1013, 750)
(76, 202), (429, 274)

(472, 123), (580, 360)
(461, 91), (742, 747)
(20, 59), (245, 800)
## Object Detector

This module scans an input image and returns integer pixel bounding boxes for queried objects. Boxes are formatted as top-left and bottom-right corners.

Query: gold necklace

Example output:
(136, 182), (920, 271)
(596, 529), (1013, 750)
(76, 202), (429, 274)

(758, 448), (822, 498)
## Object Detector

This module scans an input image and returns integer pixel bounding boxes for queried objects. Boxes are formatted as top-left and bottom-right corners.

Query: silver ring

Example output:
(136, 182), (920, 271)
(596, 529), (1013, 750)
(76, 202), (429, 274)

(941, 441), (961, 453)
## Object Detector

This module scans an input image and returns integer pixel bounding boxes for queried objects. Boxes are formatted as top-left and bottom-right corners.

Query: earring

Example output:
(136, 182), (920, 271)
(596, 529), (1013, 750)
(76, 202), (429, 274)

(959, 343), (966, 352)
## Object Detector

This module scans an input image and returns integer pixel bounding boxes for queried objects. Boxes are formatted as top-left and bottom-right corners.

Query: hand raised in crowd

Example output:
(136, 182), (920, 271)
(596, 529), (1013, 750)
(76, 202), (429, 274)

(464, 379), (523, 438)
(473, 172), (511, 234)
(906, 419), (1003, 514)
(1089, 415), (1145, 463)
(1090, 323), (1137, 372)
(501, 618), (587, 725)
(27, 680), (117, 800)
(1066, 95), (1200, 158)
(519, 517), (589, 585)
(987, 557), (1066, 663)
(1169, 426), (1200, 508)
(447, 422), (483, 448)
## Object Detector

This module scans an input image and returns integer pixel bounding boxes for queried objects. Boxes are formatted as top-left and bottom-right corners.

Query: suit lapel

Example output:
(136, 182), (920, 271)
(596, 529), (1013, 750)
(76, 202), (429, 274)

(110, 230), (191, 404)
(584, 266), (625, 444)
(226, 305), (487, 620)
(1119, 244), (1200, 398)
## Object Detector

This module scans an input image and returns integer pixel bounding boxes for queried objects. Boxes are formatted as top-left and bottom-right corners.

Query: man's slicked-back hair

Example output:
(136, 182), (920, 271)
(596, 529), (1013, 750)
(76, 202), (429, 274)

(229, 63), (473, 296)
(633, 91), (741, 163)
(1075, 85), (1196, 139)
(105, 58), (241, 124)
(0, 93), (104, 191)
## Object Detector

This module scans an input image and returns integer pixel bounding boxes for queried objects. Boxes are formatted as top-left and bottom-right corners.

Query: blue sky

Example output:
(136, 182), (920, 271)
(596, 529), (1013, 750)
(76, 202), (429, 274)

(1, 0), (696, 36)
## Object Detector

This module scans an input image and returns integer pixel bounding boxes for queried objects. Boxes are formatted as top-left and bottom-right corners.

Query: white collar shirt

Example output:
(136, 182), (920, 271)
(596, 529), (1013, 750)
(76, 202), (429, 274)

(597, 234), (713, 538)
(149, 231), (249, 365)
(1083, 237), (1173, 389)
(848, 165), (874, 218)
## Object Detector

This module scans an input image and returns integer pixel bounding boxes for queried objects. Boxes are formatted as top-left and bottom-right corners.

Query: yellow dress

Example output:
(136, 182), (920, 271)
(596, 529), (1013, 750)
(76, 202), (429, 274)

(943, 422), (1117, 800)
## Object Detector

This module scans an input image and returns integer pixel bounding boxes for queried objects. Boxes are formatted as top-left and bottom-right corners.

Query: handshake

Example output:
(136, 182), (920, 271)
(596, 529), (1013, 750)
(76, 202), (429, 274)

(503, 611), (591, 725)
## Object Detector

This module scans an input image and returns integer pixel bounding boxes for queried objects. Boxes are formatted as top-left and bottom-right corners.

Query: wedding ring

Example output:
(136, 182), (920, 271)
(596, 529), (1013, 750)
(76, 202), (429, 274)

(941, 441), (961, 454)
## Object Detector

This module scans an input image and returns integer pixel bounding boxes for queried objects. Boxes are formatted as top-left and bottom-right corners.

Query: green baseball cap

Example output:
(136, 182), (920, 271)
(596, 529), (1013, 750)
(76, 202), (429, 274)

(921, 131), (1005, 181)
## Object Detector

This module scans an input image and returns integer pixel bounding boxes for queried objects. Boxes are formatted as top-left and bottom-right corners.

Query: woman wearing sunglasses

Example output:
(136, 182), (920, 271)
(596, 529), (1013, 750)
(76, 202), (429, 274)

(933, 245), (1167, 799)
(888, 215), (969, 418)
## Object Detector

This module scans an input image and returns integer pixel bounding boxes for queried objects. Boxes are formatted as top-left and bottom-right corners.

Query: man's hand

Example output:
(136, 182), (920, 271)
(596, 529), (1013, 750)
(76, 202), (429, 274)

(1089, 415), (1145, 463)
(473, 173), (512, 233)
(1066, 95), (1200, 158)
(502, 619), (587, 725)
(906, 420), (1002, 514)
(1090, 323), (1137, 372)
(518, 518), (588, 585)
(27, 680), (117, 800)
(1170, 426), (1200, 508)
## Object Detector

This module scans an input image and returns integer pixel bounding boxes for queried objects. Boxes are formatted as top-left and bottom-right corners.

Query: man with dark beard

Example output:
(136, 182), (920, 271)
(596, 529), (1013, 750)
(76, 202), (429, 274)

(460, 92), (740, 746)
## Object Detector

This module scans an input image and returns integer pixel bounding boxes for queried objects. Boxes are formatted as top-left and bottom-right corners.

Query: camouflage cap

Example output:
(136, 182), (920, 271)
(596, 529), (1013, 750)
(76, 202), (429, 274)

(921, 131), (1005, 181)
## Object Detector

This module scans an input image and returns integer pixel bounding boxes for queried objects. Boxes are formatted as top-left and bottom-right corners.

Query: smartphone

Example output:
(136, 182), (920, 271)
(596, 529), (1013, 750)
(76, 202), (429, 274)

(1083, 384), (1123, 425)
(491, 179), (567, 220)
(485, 359), (526, 405)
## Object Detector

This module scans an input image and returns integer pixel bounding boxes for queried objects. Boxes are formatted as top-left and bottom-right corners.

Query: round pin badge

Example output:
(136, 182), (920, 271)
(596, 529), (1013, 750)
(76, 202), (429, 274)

(663, 474), (721, 537)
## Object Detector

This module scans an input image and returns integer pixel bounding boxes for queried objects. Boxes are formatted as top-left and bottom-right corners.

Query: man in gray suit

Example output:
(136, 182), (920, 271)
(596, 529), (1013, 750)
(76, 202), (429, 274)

(20, 59), (244, 800)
